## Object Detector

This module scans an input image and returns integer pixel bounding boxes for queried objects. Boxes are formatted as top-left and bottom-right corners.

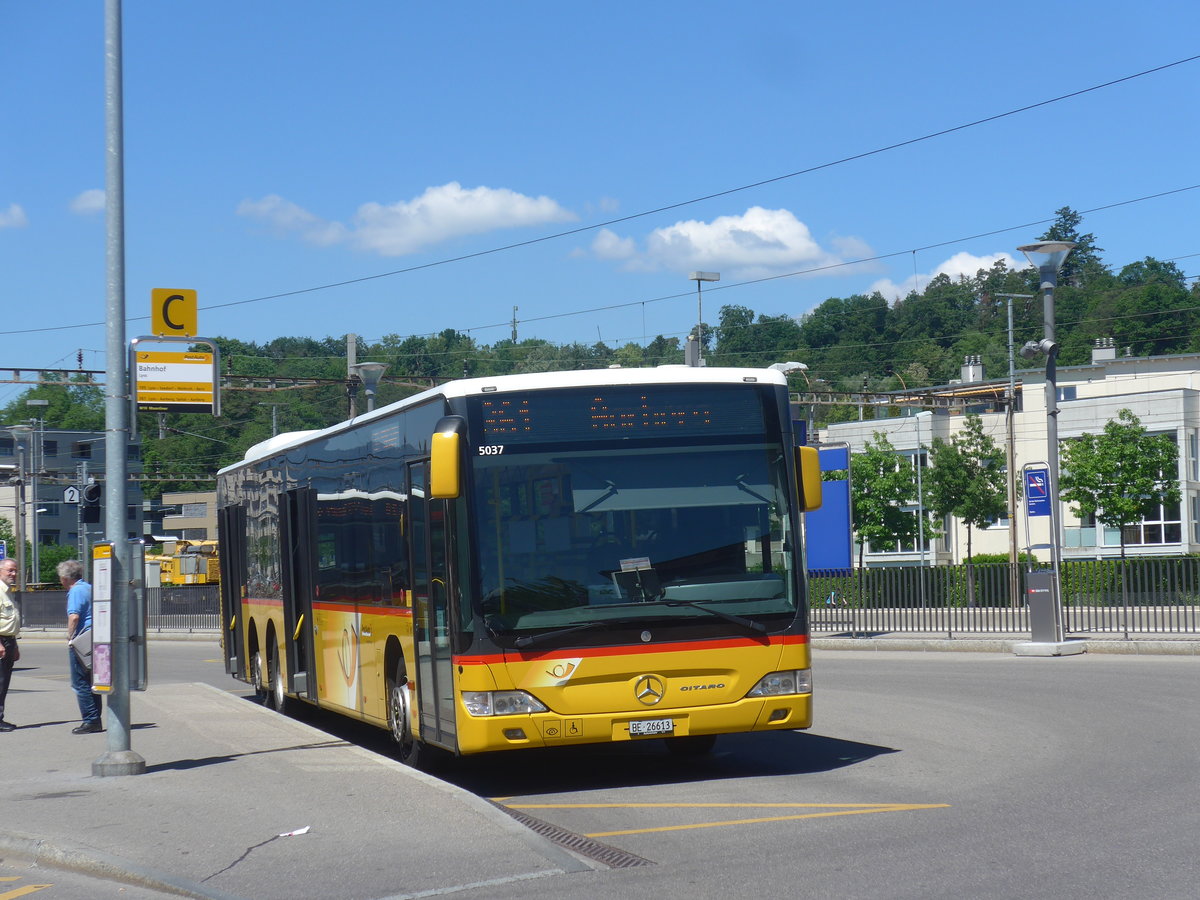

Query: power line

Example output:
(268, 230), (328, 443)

(4, 55), (1198, 344)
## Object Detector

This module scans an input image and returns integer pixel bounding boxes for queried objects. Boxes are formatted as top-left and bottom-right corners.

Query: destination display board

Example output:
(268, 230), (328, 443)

(134, 349), (216, 413)
(473, 385), (770, 446)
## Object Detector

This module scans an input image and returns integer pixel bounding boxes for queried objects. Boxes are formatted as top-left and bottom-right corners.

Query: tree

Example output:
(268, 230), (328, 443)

(713, 304), (803, 366)
(849, 432), (920, 571)
(926, 414), (1007, 604)
(1059, 409), (1180, 560)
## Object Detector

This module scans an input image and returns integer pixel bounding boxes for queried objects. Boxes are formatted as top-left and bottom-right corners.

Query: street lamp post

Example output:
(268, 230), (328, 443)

(350, 362), (389, 413)
(689, 272), (720, 367)
(1018, 241), (1075, 644)
(5, 425), (32, 591)
(994, 294), (1034, 610)
(25, 401), (48, 584)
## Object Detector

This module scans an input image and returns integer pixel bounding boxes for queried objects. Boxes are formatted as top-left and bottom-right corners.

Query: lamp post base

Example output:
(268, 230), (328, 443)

(93, 750), (147, 777)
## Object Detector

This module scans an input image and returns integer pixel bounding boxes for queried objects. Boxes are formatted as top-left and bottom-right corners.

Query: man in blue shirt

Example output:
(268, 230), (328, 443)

(58, 559), (102, 734)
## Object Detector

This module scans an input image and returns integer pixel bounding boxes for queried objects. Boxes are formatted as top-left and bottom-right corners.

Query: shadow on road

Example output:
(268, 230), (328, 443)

(245, 695), (897, 798)
(445, 730), (898, 797)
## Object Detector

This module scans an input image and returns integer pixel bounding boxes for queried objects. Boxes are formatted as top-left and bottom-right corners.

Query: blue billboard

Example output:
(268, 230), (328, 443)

(806, 446), (852, 574)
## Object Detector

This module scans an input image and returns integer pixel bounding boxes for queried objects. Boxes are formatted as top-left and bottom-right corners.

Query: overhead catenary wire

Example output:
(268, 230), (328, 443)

(3, 55), (1198, 347)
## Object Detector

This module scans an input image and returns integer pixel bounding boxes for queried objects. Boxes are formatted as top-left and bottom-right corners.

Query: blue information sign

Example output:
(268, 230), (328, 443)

(1025, 468), (1050, 517)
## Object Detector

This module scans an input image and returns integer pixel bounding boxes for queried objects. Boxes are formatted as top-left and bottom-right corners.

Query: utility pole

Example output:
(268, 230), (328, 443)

(996, 293), (1033, 608)
(511, 306), (518, 343)
(346, 333), (358, 419)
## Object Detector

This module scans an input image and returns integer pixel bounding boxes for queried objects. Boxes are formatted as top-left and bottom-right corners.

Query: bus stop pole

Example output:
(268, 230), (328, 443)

(94, 0), (144, 777)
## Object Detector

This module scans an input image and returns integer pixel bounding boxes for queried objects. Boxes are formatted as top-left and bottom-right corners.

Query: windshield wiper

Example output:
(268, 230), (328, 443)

(513, 621), (608, 649)
(655, 599), (768, 634)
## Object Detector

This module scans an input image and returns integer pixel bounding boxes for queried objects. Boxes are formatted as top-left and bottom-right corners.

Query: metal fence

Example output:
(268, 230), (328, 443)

(16, 585), (221, 633)
(809, 558), (1200, 636)
(17, 559), (1200, 638)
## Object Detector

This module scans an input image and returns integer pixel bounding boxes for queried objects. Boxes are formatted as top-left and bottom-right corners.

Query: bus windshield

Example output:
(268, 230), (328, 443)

(470, 440), (797, 642)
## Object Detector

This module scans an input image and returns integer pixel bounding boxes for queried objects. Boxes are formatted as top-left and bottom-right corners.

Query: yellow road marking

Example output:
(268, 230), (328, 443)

(497, 801), (949, 838)
(0, 884), (54, 898)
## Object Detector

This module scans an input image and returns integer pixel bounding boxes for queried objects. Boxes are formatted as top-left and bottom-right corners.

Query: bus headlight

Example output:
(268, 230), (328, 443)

(461, 690), (549, 717)
(746, 669), (812, 697)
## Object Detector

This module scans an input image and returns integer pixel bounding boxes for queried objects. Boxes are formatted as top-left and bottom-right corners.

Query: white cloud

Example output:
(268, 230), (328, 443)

(870, 251), (1022, 302)
(0, 203), (28, 228)
(236, 195), (347, 245)
(588, 207), (860, 275)
(70, 189), (105, 215)
(589, 228), (636, 260)
(238, 182), (575, 256)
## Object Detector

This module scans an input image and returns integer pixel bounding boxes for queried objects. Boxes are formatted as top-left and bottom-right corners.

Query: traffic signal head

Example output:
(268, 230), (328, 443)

(81, 482), (102, 523)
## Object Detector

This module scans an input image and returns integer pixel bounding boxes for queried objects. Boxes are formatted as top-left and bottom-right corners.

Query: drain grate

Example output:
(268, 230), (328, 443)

(495, 804), (655, 869)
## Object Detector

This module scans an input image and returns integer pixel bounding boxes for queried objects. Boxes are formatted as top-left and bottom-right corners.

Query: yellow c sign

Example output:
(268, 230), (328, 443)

(151, 289), (198, 337)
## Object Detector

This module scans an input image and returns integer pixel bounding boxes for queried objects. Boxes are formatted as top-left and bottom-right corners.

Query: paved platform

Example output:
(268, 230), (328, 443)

(0, 669), (589, 899)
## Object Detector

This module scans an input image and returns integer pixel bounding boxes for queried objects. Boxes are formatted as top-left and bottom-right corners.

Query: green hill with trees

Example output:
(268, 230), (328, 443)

(4, 207), (1196, 498)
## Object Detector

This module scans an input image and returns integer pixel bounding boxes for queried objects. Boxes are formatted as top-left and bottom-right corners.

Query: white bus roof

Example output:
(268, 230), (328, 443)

(220, 365), (787, 473)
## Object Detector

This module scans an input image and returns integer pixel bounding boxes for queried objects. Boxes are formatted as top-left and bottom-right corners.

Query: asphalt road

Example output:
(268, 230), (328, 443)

(12, 639), (1199, 899)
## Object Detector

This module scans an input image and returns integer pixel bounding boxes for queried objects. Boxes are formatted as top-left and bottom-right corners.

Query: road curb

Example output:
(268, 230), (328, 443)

(18, 630), (221, 642)
(0, 831), (246, 900)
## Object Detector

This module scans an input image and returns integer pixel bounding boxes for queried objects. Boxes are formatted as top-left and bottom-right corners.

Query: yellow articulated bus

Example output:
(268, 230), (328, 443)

(217, 366), (822, 767)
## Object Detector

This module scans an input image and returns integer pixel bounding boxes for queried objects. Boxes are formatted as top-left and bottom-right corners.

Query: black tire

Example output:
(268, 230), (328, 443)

(665, 734), (718, 756)
(267, 645), (292, 715)
(250, 649), (268, 705)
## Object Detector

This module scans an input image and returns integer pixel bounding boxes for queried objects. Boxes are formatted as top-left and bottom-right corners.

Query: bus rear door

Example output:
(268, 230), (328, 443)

(217, 505), (246, 677)
(280, 487), (318, 701)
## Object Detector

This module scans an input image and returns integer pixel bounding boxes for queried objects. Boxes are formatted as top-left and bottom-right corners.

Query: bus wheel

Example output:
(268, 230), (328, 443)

(387, 664), (425, 768)
(267, 646), (291, 715)
(250, 650), (268, 705)
(665, 734), (717, 756)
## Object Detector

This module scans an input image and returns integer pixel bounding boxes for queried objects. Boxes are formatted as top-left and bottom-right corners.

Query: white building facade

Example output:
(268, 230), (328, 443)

(820, 346), (1200, 566)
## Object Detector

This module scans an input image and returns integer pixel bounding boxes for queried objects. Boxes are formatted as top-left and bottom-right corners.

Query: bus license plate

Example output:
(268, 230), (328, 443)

(629, 718), (673, 737)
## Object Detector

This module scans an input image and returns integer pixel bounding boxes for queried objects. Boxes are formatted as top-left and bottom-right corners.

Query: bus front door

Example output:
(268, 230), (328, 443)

(409, 462), (457, 750)
(280, 487), (317, 700)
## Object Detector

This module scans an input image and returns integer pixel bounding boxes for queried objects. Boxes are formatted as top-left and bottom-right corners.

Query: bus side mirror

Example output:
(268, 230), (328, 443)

(796, 446), (823, 511)
(430, 432), (461, 498)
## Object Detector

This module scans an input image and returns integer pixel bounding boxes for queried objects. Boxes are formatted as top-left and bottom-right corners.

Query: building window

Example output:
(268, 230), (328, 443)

(42, 440), (58, 456)
(181, 502), (208, 517)
(72, 442), (93, 459)
(1079, 501), (1182, 547)
(40, 530), (59, 544)
(39, 503), (60, 517)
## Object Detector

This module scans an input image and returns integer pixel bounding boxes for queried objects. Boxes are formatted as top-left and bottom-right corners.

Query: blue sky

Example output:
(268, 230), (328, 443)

(2, 1), (1199, 403)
